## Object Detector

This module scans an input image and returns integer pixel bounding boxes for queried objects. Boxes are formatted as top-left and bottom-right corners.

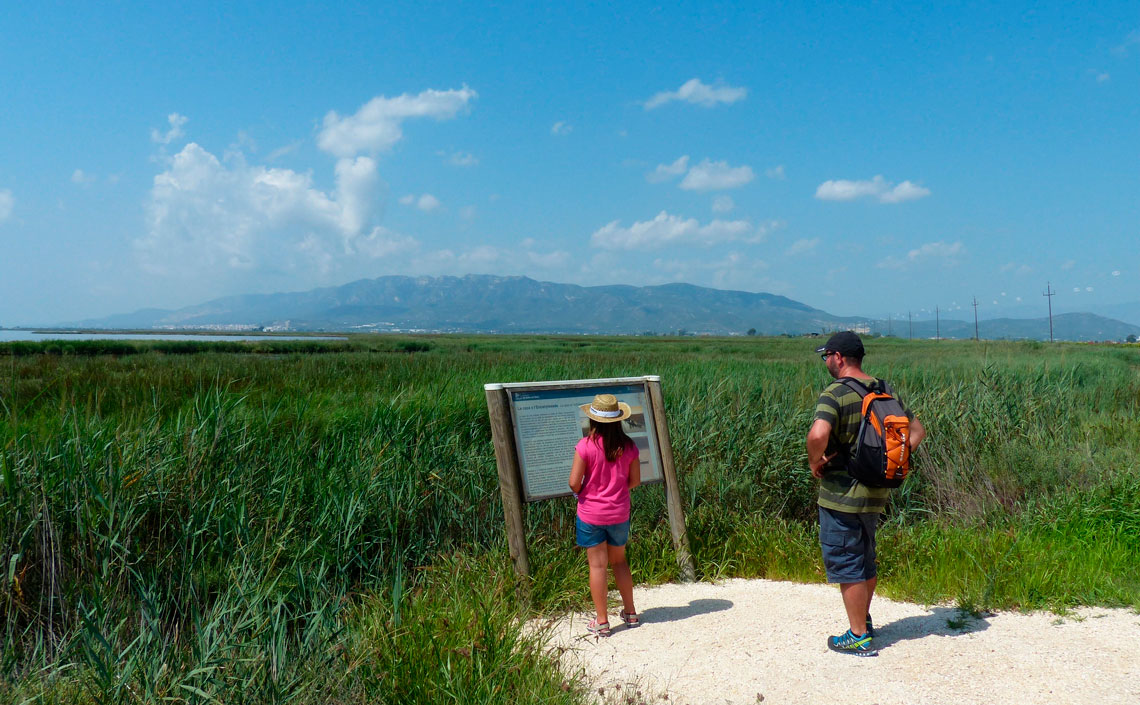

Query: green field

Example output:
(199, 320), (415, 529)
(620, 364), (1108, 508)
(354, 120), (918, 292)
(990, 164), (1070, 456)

(2, 335), (1139, 704)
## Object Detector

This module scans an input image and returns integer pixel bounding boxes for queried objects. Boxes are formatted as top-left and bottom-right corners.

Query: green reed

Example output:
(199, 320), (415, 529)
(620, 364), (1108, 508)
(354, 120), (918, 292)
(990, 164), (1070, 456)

(1, 336), (1138, 702)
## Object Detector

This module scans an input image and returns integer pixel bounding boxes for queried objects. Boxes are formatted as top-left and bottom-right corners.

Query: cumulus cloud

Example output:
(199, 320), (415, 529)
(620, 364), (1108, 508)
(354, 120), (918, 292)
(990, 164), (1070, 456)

(765, 165), (786, 180)
(1112, 270), (1121, 276)
(712, 195), (735, 214)
(815, 175), (931, 204)
(680, 159), (754, 191)
(644, 78), (747, 110)
(590, 211), (766, 250)
(151, 113), (188, 145)
(317, 86), (476, 158)
(878, 240), (963, 269)
(551, 121), (573, 136)
(136, 142), (414, 278)
(646, 155), (690, 183)
(0, 189), (12, 222)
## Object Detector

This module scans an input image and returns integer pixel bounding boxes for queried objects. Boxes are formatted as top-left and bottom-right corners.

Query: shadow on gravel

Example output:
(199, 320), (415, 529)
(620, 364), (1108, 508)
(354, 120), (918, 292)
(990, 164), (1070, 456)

(873, 607), (991, 649)
(639, 599), (734, 624)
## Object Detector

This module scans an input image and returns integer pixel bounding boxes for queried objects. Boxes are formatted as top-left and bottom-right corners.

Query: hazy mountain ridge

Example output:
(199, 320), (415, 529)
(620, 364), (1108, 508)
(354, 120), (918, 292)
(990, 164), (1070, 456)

(68, 274), (1140, 341)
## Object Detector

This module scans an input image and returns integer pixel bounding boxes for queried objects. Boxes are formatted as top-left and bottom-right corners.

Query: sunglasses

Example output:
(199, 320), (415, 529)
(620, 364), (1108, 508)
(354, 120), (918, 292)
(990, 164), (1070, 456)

(820, 351), (836, 361)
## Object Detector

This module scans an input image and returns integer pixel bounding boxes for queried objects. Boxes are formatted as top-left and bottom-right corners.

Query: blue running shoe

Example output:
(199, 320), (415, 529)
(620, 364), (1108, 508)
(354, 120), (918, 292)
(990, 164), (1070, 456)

(828, 629), (877, 657)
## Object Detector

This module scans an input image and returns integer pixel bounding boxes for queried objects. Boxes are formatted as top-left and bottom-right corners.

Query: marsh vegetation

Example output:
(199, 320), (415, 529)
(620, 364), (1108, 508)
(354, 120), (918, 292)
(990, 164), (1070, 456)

(2, 335), (1138, 703)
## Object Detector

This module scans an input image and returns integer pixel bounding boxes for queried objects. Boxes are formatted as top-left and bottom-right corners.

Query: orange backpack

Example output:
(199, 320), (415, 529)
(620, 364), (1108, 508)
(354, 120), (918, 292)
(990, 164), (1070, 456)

(837, 378), (911, 488)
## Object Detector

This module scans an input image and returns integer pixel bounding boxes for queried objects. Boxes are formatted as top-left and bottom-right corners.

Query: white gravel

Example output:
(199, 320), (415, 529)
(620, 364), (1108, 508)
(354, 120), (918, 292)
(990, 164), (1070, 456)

(541, 578), (1140, 705)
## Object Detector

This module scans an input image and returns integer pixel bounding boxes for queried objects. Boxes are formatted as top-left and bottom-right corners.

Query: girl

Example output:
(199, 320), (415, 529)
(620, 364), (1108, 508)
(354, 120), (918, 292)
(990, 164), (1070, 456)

(568, 393), (641, 636)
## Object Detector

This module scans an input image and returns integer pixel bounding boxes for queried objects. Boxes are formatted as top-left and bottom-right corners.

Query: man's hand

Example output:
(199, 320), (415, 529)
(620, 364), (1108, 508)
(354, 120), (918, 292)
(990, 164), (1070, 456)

(809, 452), (835, 479)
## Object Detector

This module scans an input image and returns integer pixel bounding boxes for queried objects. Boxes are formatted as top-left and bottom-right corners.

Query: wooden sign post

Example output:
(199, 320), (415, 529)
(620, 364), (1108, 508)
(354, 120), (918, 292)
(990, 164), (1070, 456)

(484, 376), (695, 582)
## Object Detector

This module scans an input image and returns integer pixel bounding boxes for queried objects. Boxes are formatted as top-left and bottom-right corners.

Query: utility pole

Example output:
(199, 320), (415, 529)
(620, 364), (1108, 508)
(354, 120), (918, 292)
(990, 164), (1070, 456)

(1043, 282), (1055, 343)
(936, 306), (940, 341)
(972, 297), (980, 341)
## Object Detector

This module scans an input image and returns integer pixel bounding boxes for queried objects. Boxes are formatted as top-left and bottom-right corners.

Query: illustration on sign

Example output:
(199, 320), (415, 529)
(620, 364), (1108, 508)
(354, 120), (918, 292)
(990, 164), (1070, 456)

(508, 382), (663, 502)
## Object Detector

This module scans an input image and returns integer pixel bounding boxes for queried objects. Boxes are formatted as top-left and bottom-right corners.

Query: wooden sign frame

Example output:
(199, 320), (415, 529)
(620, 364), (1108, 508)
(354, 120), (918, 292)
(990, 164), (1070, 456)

(484, 375), (695, 582)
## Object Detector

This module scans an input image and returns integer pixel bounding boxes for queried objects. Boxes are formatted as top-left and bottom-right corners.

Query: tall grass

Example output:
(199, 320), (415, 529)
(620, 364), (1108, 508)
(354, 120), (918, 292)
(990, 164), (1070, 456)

(1, 336), (1138, 702)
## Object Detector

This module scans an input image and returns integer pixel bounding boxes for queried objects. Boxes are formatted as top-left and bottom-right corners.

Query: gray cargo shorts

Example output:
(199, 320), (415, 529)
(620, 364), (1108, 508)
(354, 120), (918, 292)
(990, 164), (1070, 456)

(818, 506), (880, 583)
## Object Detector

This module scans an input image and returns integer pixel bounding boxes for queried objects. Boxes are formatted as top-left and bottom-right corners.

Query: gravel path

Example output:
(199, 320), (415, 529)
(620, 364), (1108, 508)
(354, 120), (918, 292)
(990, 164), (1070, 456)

(542, 578), (1140, 705)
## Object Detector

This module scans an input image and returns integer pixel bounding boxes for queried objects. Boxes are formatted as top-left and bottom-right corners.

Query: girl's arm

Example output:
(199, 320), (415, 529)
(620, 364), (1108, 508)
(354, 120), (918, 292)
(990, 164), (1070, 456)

(569, 450), (586, 495)
(627, 450), (641, 490)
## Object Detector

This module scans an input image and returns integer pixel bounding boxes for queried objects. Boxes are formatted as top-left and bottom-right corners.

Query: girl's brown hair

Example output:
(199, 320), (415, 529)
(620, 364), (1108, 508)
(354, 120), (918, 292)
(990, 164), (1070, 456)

(590, 418), (632, 461)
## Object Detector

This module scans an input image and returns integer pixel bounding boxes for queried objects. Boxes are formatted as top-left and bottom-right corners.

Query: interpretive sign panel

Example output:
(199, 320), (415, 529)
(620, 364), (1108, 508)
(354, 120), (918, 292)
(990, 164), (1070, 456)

(505, 378), (663, 502)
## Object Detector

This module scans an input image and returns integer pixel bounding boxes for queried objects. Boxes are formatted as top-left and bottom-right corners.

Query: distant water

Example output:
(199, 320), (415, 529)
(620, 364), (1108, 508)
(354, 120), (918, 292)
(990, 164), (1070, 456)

(0, 330), (347, 342)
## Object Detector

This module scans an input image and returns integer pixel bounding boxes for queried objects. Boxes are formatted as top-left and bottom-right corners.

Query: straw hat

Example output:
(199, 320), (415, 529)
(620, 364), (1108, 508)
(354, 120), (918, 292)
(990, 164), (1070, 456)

(580, 394), (632, 423)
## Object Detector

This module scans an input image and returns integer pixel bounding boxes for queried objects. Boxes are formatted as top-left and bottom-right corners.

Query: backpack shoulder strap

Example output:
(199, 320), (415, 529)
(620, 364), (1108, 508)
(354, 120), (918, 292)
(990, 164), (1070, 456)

(836, 376), (872, 396)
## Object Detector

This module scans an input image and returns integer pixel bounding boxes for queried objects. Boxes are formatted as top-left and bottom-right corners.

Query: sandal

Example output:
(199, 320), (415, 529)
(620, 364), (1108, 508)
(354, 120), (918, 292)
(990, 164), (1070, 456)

(586, 618), (611, 637)
(619, 609), (640, 628)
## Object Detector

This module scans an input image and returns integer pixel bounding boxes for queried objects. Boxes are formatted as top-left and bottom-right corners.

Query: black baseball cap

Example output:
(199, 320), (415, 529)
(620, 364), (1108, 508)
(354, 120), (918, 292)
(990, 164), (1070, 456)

(815, 331), (865, 358)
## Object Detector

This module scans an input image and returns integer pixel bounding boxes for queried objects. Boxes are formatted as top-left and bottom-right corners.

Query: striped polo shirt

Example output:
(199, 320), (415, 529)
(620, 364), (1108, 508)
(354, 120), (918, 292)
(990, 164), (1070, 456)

(814, 376), (909, 514)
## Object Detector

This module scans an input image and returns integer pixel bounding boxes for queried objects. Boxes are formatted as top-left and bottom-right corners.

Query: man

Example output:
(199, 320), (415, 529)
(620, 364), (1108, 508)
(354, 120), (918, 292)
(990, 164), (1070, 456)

(806, 331), (926, 656)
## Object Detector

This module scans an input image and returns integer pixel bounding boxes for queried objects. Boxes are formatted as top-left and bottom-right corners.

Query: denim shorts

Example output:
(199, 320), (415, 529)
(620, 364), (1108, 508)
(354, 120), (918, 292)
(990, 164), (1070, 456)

(576, 516), (630, 548)
(819, 506), (879, 583)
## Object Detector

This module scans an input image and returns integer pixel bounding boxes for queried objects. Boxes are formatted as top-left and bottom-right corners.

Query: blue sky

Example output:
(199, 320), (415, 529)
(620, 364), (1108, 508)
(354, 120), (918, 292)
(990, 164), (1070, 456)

(1, 2), (1138, 326)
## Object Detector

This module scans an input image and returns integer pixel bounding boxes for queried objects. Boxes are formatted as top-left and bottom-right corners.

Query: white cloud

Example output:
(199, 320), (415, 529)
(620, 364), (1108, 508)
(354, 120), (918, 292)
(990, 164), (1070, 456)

(1073, 287), (1081, 293)
(1111, 29), (1140, 57)
(644, 78), (747, 110)
(712, 195), (735, 214)
(1097, 72), (1111, 83)
(765, 165), (786, 180)
(1112, 270), (1121, 276)
(71, 169), (96, 186)
(878, 240), (963, 269)
(1086, 286), (1094, 292)
(784, 238), (819, 256)
(680, 159), (755, 191)
(317, 86), (476, 158)
(590, 211), (763, 250)
(267, 141), (302, 161)
(1061, 259), (1076, 270)
(459, 205), (477, 220)
(136, 142), (412, 279)
(646, 155), (690, 183)
(551, 121), (573, 136)
(151, 113), (188, 145)
(1001, 262), (1032, 275)
(416, 194), (441, 212)
(0, 189), (12, 222)
(815, 175), (931, 204)
(398, 193), (442, 212)
(449, 151), (478, 167)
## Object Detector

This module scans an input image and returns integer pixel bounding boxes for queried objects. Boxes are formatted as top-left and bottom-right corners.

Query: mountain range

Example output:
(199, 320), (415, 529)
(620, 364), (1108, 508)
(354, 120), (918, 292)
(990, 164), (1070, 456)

(68, 274), (1140, 341)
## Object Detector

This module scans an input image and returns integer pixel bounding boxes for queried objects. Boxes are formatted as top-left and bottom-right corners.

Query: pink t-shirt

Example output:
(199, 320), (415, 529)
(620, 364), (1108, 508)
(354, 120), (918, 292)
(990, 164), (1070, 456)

(575, 434), (639, 525)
